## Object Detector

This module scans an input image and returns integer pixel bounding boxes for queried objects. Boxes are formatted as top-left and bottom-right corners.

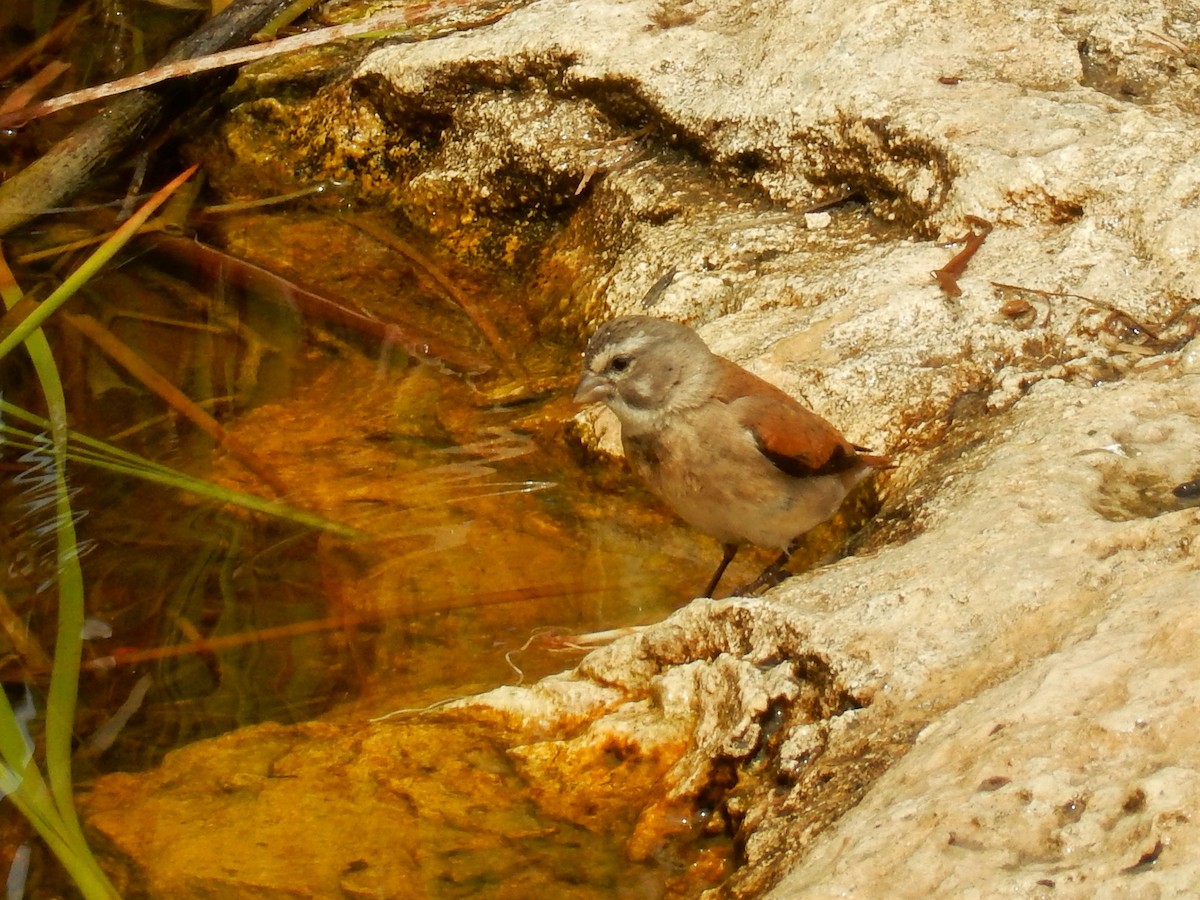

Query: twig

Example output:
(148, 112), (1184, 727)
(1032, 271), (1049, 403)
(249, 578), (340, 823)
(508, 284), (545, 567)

(79, 675), (153, 757)
(0, 2), (517, 130)
(369, 696), (460, 721)
(989, 281), (1089, 302)
(500, 623), (643, 682)
(0, 0), (298, 235)
(0, 60), (72, 116)
(253, 0), (324, 41)
(800, 189), (864, 214)
(342, 215), (525, 376)
(118, 151), (154, 223)
(14, 217), (170, 263)
(197, 182), (334, 214)
(544, 624), (646, 648)
(1140, 28), (1197, 64)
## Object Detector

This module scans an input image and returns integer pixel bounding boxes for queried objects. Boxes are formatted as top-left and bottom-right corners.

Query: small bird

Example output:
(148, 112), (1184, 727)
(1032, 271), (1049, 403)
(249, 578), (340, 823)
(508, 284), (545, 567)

(574, 315), (891, 598)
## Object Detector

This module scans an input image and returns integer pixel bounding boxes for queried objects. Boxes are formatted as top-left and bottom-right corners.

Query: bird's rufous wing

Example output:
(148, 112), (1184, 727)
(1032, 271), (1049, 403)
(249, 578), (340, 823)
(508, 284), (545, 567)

(712, 356), (885, 478)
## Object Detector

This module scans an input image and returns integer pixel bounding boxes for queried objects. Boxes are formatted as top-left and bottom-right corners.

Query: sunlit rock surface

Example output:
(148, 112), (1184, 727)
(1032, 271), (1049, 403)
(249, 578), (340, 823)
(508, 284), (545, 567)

(87, 0), (1200, 894)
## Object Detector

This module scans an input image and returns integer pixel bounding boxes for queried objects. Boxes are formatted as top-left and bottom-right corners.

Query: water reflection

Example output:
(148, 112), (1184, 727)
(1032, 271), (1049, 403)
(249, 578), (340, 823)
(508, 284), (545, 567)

(0, 223), (708, 779)
(0, 197), (734, 898)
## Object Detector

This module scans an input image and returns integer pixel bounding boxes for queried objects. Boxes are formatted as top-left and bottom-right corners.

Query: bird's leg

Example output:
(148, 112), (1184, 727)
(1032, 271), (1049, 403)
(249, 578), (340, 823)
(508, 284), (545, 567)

(734, 539), (800, 596)
(702, 543), (740, 598)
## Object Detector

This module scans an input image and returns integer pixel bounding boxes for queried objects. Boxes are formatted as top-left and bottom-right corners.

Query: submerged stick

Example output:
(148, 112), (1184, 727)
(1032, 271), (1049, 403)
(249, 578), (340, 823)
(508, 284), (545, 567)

(0, 8), (86, 83)
(83, 581), (609, 670)
(61, 312), (291, 496)
(0, 588), (53, 675)
(343, 215), (524, 376)
(145, 233), (494, 373)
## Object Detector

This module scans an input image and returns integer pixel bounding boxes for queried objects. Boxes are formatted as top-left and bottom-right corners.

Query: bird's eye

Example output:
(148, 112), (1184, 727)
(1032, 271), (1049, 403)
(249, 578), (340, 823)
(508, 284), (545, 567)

(608, 355), (633, 373)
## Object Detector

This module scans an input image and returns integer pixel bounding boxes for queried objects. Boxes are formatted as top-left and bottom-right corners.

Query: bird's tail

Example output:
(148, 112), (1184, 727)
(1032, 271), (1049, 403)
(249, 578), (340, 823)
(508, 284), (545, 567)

(854, 447), (896, 471)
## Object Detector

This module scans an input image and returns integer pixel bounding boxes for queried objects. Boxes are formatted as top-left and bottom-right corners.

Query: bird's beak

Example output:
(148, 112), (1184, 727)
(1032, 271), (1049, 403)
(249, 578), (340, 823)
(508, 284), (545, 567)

(573, 372), (611, 404)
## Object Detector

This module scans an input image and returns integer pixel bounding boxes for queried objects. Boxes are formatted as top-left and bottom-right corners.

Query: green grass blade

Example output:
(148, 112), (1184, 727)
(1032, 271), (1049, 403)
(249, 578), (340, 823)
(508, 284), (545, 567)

(0, 686), (34, 780)
(0, 405), (364, 538)
(1, 251), (121, 898)
(1, 259), (86, 846)
(0, 165), (198, 363)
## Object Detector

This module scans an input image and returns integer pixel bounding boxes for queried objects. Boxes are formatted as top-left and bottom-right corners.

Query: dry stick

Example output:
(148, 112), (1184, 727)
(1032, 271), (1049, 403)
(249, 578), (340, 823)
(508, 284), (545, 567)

(145, 233), (494, 373)
(197, 182), (330, 214)
(60, 312), (290, 496)
(0, 0), (299, 235)
(0, 1), (517, 131)
(14, 219), (170, 264)
(343, 215), (525, 377)
(0, 60), (72, 117)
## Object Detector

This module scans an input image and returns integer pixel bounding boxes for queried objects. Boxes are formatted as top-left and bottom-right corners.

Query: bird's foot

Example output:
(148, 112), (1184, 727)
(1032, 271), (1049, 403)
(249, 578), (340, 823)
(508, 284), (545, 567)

(730, 563), (792, 597)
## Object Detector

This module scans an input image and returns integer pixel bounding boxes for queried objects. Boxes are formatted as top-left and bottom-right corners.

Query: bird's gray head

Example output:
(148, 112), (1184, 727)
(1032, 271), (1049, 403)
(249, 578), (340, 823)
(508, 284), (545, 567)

(573, 315), (716, 433)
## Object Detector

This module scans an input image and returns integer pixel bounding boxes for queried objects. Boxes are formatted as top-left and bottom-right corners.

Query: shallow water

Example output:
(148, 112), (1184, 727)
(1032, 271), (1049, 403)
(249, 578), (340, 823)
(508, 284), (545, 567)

(0, 198), (746, 896)
(4, 216), (711, 721)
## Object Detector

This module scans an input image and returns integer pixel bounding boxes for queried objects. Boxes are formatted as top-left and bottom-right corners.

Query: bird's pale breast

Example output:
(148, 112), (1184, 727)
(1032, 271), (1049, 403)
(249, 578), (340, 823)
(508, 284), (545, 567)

(623, 401), (852, 550)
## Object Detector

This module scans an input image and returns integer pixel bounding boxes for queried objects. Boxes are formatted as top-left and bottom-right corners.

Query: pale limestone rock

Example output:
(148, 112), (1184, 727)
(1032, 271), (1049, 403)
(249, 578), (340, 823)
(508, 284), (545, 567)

(530, 358), (1200, 895)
